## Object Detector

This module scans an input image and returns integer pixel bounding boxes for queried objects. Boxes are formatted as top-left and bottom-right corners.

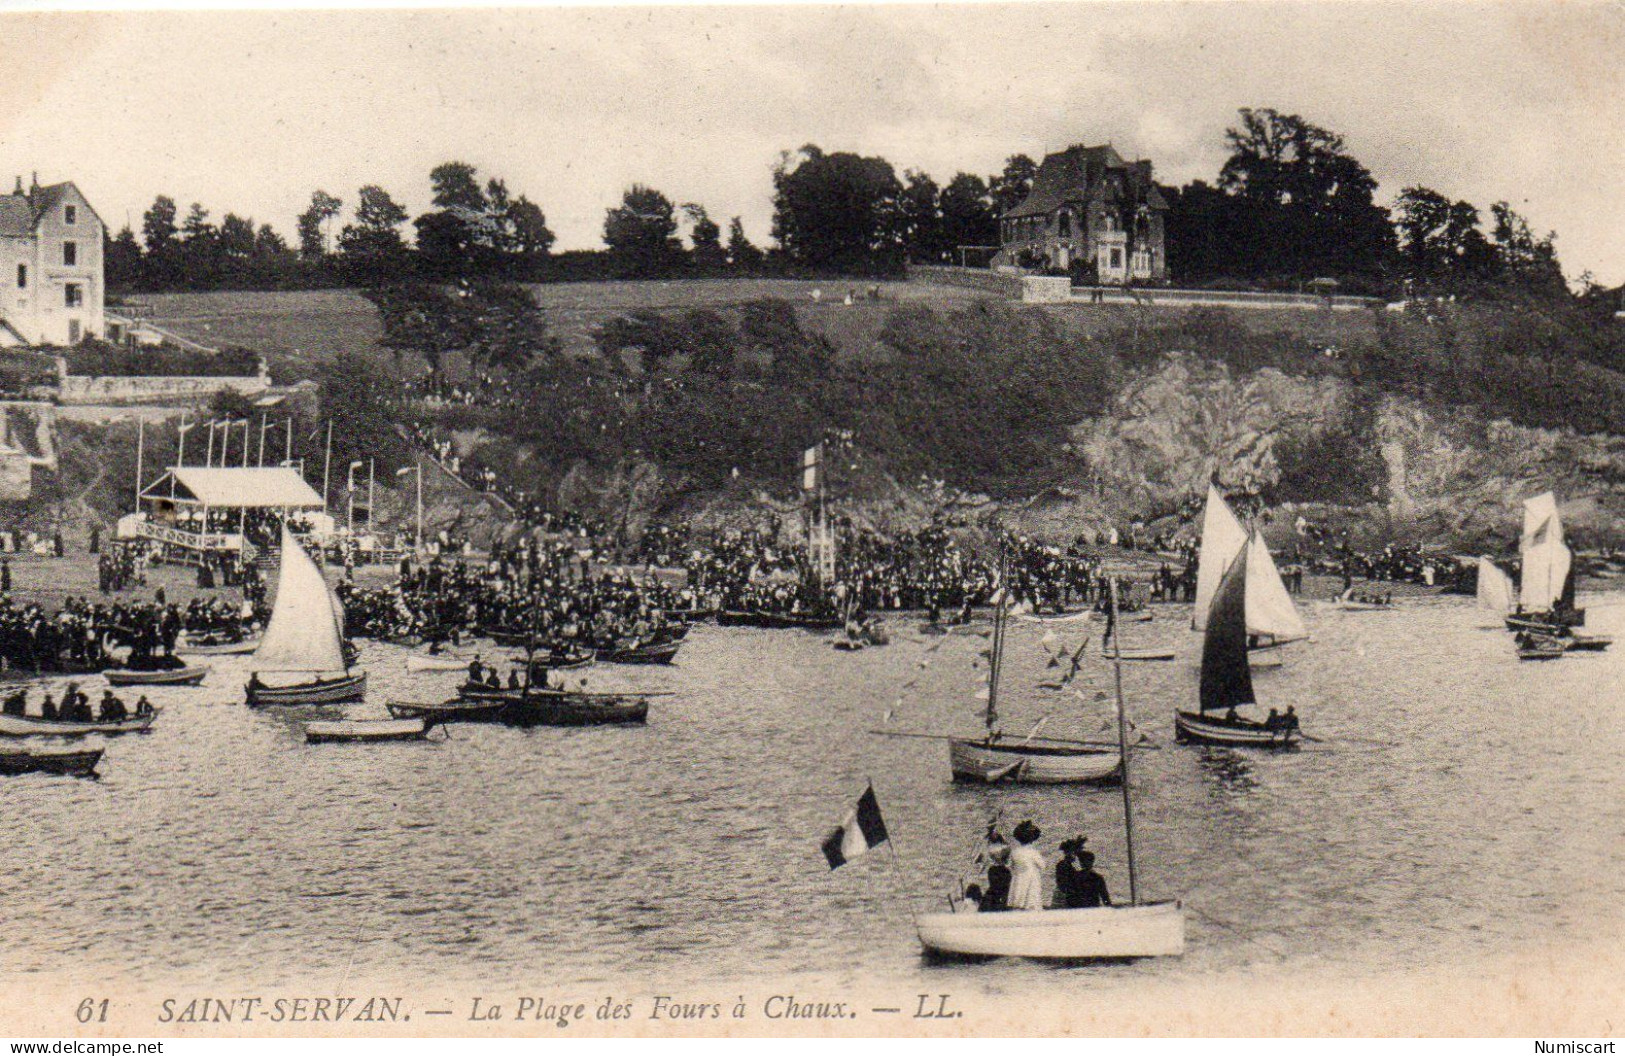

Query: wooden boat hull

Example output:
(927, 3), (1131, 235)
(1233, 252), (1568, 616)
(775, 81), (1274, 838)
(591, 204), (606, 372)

(1102, 646), (1177, 661)
(388, 698), (509, 723)
(1517, 644), (1566, 661)
(246, 671), (367, 707)
(1332, 601), (1393, 611)
(717, 610), (842, 631)
(305, 718), (429, 743)
(1507, 610), (1586, 633)
(0, 711), (157, 737)
(0, 746), (103, 777)
(179, 636), (260, 656)
(1174, 710), (1296, 748)
(916, 901), (1184, 959)
(595, 641), (680, 665)
(405, 654), (473, 673)
(949, 738), (1121, 785)
(103, 665), (208, 687)
(499, 694), (648, 727)
(1565, 633), (1612, 652)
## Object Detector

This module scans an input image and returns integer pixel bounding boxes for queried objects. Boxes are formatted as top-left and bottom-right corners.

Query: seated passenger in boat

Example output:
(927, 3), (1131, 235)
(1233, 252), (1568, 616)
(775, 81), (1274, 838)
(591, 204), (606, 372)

(40, 693), (57, 720)
(467, 658), (485, 684)
(135, 695), (154, 718)
(2, 690), (24, 716)
(1264, 708), (1282, 731)
(980, 845), (1012, 913)
(1009, 820), (1045, 911)
(1054, 837), (1085, 907)
(1072, 851), (1112, 908)
(507, 669), (522, 691)
(1282, 706), (1300, 733)
(484, 668), (501, 689)
(100, 691), (128, 722)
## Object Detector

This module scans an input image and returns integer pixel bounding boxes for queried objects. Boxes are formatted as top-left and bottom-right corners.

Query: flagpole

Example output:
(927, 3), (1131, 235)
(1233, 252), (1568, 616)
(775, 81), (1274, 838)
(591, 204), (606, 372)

(1108, 576), (1139, 906)
(321, 421), (333, 512)
(258, 414), (267, 467)
(133, 417), (144, 512)
(284, 418), (292, 464)
(864, 776), (917, 923)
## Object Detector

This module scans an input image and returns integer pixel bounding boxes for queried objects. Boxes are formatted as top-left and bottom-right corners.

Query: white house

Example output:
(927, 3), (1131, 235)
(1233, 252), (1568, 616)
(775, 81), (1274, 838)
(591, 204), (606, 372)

(0, 175), (104, 347)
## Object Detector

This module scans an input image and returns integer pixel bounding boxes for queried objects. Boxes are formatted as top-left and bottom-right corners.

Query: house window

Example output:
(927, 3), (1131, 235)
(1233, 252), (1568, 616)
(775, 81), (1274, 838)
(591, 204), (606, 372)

(1110, 248), (1123, 270)
(65, 283), (83, 308)
(1058, 211), (1072, 236)
(63, 241), (77, 266)
(15, 264), (25, 289)
(64, 205), (77, 225)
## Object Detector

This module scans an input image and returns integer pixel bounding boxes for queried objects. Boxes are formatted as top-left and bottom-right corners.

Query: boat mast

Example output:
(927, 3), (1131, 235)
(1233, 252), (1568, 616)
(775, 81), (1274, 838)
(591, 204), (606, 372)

(986, 540), (1008, 736)
(1108, 576), (1139, 906)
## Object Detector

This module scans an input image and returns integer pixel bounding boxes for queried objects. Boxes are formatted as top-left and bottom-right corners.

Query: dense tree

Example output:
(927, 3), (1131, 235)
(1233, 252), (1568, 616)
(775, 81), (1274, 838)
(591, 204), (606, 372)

(684, 204), (727, 272)
(296, 190), (342, 259)
(727, 217), (763, 269)
(1394, 186), (1496, 289)
(218, 213), (256, 260)
(603, 184), (684, 278)
(938, 173), (998, 261)
(253, 223), (290, 259)
(989, 154), (1037, 216)
(772, 145), (904, 274)
(898, 170), (946, 263)
(338, 184), (411, 269)
(1489, 202), (1565, 296)
(507, 196), (556, 261)
(105, 227), (142, 286)
(429, 162), (487, 212)
(140, 196), (179, 256)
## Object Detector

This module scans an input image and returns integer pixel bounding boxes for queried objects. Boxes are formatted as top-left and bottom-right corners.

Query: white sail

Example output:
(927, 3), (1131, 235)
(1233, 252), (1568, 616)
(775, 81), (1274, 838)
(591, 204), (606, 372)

(1191, 485), (1249, 632)
(251, 527), (348, 673)
(1521, 492), (1561, 553)
(1520, 537), (1571, 613)
(1476, 557), (1514, 613)
(1244, 533), (1307, 642)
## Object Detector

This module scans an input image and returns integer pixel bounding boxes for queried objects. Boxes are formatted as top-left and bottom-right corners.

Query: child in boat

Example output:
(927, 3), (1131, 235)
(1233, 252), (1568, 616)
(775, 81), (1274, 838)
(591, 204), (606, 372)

(979, 844), (1012, 913)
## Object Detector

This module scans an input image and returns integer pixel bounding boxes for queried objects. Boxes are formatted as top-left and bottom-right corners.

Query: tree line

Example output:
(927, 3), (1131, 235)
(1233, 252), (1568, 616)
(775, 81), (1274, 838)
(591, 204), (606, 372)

(105, 107), (1585, 300)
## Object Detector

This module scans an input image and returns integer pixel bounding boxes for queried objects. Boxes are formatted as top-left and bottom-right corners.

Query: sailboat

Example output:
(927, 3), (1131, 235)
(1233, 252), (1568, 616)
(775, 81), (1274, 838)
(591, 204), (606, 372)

(1507, 492), (1585, 632)
(245, 527), (367, 706)
(1175, 537), (1301, 748)
(916, 581), (1185, 960)
(947, 550), (1121, 784)
(1191, 486), (1307, 653)
(1098, 605), (1176, 661)
(1476, 556), (1515, 628)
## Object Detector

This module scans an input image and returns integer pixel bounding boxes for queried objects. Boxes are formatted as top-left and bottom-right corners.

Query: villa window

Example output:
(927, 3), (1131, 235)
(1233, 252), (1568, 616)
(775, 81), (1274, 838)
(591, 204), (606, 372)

(65, 283), (83, 308)
(63, 241), (77, 266)
(15, 264), (25, 289)
(64, 205), (77, 225)
(1110, 248), (1123, 270)
(1058, 211), (1072, 236)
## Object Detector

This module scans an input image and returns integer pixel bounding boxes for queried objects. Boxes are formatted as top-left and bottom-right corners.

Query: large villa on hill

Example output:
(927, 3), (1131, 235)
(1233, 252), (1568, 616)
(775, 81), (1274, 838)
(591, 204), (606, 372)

(0, 175), (105, 347)
(994, 144), (1168, 284)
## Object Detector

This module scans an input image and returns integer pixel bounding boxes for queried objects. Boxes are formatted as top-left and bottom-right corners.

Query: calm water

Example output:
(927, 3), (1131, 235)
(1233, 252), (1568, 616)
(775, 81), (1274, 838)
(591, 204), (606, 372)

(0, 593), (1620, 994)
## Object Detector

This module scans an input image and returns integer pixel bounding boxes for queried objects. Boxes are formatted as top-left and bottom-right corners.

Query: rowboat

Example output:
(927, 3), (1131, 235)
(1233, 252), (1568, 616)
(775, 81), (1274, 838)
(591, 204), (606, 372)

(949, 738), (1120, 784)
(716, 610), (843, 631)
(1100, 646), (1176, 661)
(946, 546), (1121, 785)
(305, 718), (429, 744)
(1331, 599), (1392, 611)
(104, 665), (209, 687)
(178, 635), (260, 656)
(917, 900), (1185, 959)
(0, 745), (103, 777)
(1176, 534), (1301, 750)
(1516, 636), (1566, 661)
(0, 709), (159, 737)
(388, 696), (511, 723)
(1564, 632), (1612, 652)
(389, 690), (649, 727)
(594, 639), (680, 665)
(405, 654), (474, 673)
(245, 527), (367, 707)
(521, 649), (595, 672)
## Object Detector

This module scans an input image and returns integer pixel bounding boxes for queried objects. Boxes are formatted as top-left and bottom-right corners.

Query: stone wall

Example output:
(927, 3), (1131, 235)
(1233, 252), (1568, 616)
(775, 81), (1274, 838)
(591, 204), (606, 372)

(55, 371), (270, 406)
(906, 265), (1022, 298)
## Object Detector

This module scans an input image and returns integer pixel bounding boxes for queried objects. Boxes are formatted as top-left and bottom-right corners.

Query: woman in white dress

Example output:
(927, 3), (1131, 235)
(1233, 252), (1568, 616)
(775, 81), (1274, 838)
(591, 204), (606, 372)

(1008, 820), (1046, 911)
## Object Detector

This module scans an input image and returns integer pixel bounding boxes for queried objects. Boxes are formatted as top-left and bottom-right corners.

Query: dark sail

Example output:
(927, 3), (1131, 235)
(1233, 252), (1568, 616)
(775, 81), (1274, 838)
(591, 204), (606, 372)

(1559, 562), (1576, 612)
(1199, 538), (1255, 713)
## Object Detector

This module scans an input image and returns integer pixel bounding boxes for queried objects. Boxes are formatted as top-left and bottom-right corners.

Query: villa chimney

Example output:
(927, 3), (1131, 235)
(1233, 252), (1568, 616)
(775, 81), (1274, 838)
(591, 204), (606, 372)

(11, 177), (20, 196)
(28, 172), (39, 196)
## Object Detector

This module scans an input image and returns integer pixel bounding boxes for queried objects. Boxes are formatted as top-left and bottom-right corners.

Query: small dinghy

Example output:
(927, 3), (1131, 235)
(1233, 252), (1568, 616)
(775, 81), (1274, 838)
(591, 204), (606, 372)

(1102, 646), (1176, 661)
(1564, 632), (1612, 653)
(305, 718), (429, 744)
(0, 709), (159, 737)
(1516, 634), (1566, 661)
(595, 639), (680, 665)
(0, 745), (103, 777)
(388, 696), (510, 723)
(404, 654), (474, 674)
(917, 900), (1185, 960)
(104, 665), (208, 687)
(178, 634), (260, 656)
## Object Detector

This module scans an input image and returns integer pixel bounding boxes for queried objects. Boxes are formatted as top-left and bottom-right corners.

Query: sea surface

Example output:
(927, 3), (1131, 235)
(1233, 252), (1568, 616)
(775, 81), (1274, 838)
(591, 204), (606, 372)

(0, 593), (1620, 996)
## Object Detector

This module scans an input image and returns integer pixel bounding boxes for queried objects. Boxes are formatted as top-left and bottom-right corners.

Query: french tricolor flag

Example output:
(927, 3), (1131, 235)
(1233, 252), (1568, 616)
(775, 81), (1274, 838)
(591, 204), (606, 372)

(821, 785), (889, 869)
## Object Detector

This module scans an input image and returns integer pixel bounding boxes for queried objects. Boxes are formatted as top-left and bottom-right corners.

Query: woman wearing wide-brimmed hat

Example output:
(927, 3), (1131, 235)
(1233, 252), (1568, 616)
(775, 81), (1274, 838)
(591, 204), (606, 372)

(1008, 820), (1045, 911)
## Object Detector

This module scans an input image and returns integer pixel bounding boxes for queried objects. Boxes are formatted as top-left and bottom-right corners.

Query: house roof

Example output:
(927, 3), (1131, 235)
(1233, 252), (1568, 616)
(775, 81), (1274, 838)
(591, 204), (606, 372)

(150, 466), (325, 508)
(1003, 144), (1167, 219)
(0, 181), (103, 238)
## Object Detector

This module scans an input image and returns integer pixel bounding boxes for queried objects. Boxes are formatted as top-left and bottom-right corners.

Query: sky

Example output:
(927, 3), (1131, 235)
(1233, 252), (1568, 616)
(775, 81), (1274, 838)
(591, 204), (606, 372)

(0, 2), (1619, 283)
